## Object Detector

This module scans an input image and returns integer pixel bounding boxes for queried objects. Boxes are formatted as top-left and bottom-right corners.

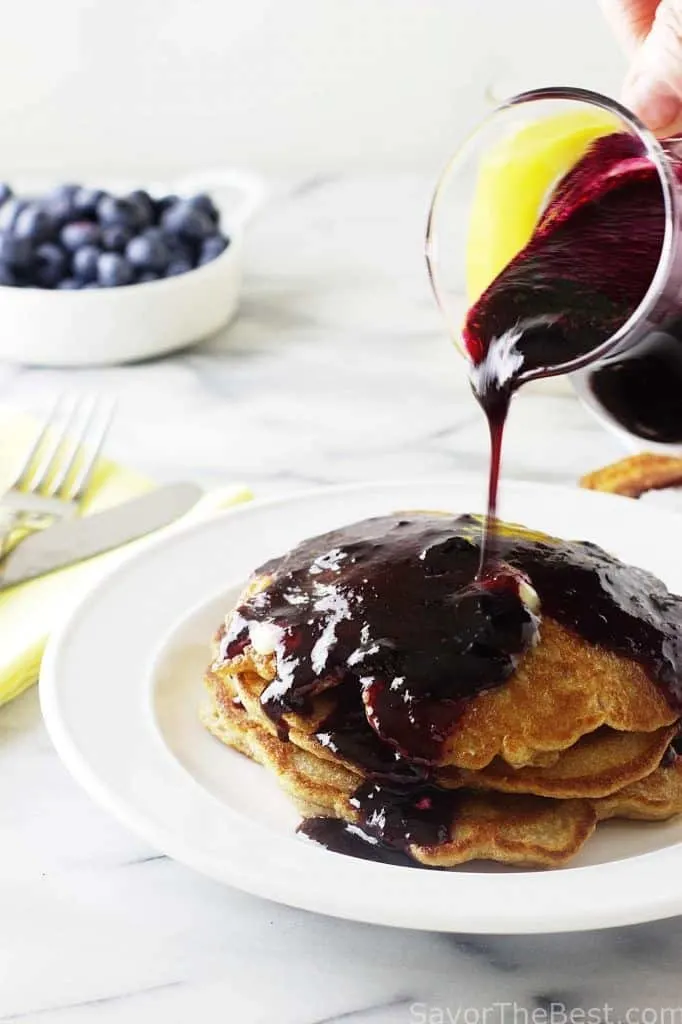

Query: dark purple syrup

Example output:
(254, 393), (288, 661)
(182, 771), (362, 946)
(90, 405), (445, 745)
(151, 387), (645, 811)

(464, 133), (664, 375)
(224, 515), (538, 765)
(477, 390), (509, 572)
(589, 328), (682, 444)
(300, 780), (460, 864)
(299, 816), (416, 866)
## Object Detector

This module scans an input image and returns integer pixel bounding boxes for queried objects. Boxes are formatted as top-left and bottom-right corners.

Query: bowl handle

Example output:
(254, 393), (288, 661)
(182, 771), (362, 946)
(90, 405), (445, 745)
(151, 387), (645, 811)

(174, 169), (267, 227)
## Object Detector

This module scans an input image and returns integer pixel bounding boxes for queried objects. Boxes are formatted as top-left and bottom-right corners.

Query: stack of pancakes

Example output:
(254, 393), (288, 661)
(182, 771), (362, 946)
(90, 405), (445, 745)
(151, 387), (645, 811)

(202, 522), (682, 869)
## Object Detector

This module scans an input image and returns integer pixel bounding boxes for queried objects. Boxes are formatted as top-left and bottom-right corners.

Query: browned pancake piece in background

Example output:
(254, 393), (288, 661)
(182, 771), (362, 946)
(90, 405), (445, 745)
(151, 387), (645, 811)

(580, 453), (682, 498)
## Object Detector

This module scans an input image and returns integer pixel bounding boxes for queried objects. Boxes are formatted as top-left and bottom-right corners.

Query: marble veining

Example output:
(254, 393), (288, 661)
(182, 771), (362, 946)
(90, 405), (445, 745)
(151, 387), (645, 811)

(0, 174), (680, 1023)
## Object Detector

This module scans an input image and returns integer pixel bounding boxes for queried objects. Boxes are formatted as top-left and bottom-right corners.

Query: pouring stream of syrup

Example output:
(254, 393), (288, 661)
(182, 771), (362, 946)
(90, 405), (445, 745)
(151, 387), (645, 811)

(467, 132), (665, 576)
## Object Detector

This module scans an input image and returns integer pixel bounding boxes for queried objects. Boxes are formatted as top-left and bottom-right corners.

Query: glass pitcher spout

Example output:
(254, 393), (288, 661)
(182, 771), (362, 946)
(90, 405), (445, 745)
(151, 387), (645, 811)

(426, 86), (682, 448)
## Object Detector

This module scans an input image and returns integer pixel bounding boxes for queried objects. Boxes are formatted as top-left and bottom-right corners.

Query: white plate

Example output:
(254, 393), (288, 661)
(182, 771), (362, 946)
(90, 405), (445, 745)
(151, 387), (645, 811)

(40, 478), (682, 934)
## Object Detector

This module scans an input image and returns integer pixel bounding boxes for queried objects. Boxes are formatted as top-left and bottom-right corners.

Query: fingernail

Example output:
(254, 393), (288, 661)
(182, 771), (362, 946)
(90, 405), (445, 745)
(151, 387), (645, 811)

(625, 77), (682, 132)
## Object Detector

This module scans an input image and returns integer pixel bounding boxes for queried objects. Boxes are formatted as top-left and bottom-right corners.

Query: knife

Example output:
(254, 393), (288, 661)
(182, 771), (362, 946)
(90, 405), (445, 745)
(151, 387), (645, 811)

(0, 481), (203, 590)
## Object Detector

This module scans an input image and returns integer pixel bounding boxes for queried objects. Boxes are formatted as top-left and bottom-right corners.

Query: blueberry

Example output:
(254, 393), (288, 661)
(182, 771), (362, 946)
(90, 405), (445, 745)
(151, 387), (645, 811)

(13, 203), (53, 243)
(176, 244), (196, 264)
(0, 184), (12, 208)
(56, 277), (81, 289)
(42, 184), (79, 224)
(165, 258), (193, 277)
(60, 221), (101, 251)
(81, 282), (100, 289)
(154, 194), (179, 218)
(72, 244), (101, 283)
(125, 234), (171, 272)
(97, 195), (143, 231)
(126, 189), (154, 228)
(188, 192), (220, 223)
(0, 198), (28, 231)
(162, 233), (188, 256)
(0, 233), (33, 268)
(145, 227), (175, 254)
(199, 233), (229, 265)
(101, 224), (133, 252)
(142, 225), (187, 258)
(42, 199), (72, 227)
(97, 251), (134, 287)
(137, 270), (160, 283)
(73, 187), (105, 218)
(34, 243), (68, 287)
(0, 263), (16, 286)
(47, 184), (80, 203)
(161, 201), (214, 241)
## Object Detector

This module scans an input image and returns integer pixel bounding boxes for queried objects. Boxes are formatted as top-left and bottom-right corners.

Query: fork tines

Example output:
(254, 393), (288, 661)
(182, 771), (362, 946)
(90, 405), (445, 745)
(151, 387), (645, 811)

(10, 394), (116, 504)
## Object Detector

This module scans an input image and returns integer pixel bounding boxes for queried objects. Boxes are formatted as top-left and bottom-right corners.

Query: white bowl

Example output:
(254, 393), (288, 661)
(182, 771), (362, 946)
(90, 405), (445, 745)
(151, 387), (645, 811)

(0, 170), (265, 367)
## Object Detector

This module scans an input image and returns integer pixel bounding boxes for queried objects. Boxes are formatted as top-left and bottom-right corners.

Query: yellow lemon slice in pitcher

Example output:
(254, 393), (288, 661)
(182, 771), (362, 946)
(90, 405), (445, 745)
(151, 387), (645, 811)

(465, 109), (620, 302)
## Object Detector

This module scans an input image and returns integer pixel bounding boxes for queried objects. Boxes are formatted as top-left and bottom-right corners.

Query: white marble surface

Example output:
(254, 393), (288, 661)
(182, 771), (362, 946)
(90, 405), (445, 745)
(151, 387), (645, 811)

(0, 175), (679, 1023)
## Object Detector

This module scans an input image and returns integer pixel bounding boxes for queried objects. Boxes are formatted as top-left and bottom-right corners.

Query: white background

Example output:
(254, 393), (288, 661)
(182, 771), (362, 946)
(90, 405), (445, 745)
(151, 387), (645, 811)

(4, 0), (625, 177)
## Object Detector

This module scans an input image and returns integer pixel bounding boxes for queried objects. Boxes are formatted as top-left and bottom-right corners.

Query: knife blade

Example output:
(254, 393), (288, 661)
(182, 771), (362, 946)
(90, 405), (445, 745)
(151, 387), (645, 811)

(0, 481), (203, 590)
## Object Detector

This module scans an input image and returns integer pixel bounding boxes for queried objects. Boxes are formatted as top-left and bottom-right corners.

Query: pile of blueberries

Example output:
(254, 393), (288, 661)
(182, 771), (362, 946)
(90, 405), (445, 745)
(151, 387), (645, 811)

(0, 183), (230, 289)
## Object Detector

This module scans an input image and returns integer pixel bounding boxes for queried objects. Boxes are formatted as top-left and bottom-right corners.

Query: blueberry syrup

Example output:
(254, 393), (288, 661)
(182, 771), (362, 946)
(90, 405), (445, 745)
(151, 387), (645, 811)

(224, 516), (538, 765)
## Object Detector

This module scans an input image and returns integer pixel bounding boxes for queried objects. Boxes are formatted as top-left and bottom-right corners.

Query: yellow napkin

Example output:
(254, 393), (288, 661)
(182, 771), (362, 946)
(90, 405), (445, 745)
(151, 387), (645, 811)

(0, 413), (251, 708)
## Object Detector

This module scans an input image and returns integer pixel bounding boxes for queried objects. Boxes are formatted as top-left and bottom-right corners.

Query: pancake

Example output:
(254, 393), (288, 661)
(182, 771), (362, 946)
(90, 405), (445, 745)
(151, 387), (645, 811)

(201, 694), (682, 868)
(211, 617), (677, 772)
(201, 692), (358, 820)
(207, 668), (677, 800)
(440, 618), (676, 769)
(437, 724), (678, 799)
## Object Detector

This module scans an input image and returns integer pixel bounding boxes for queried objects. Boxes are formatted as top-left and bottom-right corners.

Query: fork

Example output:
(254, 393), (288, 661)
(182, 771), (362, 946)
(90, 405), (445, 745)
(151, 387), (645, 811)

(0, 395), (116, 556)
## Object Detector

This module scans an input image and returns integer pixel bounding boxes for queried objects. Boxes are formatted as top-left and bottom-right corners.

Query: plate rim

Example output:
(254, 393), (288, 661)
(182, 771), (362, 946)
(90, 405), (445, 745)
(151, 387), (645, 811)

(39, 477), (682, 934)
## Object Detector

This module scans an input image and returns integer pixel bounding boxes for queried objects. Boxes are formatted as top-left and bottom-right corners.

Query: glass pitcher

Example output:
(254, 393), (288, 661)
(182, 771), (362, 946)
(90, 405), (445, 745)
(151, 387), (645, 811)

(425, 86), (682, 450)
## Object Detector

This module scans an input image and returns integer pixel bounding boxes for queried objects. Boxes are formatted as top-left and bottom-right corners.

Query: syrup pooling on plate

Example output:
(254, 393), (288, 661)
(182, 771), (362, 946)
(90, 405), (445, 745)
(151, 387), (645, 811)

(299, 781), (461, 866)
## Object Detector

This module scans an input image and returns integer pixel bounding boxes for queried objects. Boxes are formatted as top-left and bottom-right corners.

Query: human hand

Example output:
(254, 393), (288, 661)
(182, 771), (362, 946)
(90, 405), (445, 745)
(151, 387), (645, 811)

(600, 0), (682, 135)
